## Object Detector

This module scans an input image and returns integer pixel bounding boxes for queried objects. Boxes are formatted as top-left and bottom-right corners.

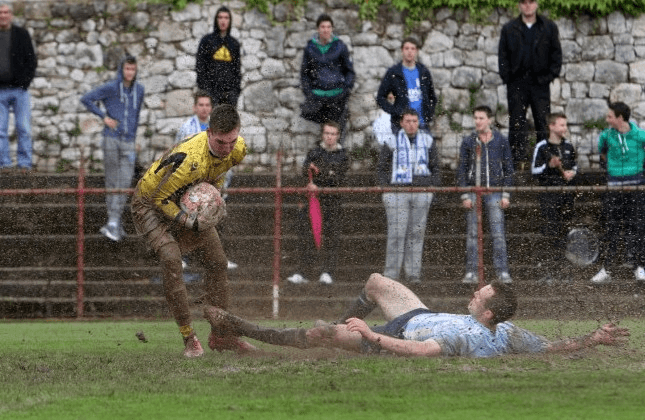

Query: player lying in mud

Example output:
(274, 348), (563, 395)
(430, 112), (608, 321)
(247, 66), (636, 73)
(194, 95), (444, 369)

(203, 273), (629, 358)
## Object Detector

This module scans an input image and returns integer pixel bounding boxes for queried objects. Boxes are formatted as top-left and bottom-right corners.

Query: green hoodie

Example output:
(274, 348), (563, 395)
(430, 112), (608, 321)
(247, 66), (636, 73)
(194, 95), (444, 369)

(598, 121), (645, 178)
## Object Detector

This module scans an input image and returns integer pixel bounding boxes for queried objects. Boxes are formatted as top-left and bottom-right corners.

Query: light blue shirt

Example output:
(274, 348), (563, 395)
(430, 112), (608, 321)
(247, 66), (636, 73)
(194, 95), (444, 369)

(403, 313), (549, 357)
(403, 66), (424, 127)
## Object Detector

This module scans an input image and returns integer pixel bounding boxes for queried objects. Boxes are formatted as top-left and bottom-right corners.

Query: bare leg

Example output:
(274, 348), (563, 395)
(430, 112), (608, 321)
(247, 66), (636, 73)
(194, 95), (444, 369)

(306, 324), (364, 353)
(363, 273), (428, 321)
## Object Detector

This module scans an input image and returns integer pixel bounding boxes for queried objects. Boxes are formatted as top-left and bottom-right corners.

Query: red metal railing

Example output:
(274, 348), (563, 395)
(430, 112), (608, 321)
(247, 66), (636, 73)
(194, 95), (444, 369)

(0, 153), (633, 318)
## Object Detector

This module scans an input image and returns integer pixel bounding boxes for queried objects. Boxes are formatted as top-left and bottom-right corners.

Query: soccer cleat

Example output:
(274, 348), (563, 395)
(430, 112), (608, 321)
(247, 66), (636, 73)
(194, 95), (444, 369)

(207, 331), (257, 354)
(287, 273), (308, 284)
(498, 272), (512, 284)
(634, 266), (645, 282)
(99, 223), (122, 242)
(319, 272), (333, 285)
(462, 272), (478, 284)
(227, 260), (238, 270)
(591, 267), (611, 284)
(203, 306), (258, 354)
(183, 333), (204, 358)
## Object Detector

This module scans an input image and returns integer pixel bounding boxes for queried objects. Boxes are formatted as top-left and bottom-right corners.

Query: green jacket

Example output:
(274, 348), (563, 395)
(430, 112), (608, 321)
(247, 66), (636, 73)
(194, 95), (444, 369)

(598, 122), (645, 178)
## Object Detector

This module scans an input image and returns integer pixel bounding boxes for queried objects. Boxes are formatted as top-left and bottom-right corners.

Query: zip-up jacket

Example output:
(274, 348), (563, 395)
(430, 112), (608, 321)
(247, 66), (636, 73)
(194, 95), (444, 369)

(80, 58), (144, 142)
(498, 14), (562, 86)
(300, 35), (354, 98)
(531, 138), (577, 186)
(598, 122), (645, 180)
(376, 62), (437, 133)
(457, 131), (514, 200)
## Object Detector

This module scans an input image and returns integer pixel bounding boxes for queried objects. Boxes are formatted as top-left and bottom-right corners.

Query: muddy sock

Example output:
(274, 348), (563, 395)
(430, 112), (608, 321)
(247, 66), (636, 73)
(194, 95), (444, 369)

(336, 289), (376, 324)
(223, 312), (309, 349)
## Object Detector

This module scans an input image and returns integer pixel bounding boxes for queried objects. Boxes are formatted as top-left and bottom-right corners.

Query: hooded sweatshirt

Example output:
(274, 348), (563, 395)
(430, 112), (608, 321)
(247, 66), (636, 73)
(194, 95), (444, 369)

(195, 6), (241, 99)
(80, 57), (144, 143)
(301, 33), (355, 98)
(598, 121), (645, 182)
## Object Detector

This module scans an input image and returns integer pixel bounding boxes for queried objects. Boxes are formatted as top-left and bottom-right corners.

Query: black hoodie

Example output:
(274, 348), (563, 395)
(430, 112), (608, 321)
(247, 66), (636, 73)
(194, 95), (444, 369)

(195, 6), (241, 103)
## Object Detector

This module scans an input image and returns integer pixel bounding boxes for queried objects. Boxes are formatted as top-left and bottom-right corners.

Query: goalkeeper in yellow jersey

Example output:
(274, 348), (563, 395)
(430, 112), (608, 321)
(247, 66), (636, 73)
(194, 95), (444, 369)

(131, 104), (256, 357)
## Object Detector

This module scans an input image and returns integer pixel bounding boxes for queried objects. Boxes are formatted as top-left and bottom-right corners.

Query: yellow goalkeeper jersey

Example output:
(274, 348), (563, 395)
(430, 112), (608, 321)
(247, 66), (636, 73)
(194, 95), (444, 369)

(137, 131), (246, 220)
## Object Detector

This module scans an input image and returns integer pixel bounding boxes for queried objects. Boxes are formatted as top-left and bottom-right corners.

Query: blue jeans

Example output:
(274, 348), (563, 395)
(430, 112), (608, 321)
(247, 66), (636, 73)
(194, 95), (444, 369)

(465, 193), (509, 275)
(0, 88), (32, 169)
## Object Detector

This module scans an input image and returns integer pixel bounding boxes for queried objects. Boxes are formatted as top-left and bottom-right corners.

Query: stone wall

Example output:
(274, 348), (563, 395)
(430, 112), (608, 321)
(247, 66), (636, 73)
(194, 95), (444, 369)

(10, 0), (645, 173)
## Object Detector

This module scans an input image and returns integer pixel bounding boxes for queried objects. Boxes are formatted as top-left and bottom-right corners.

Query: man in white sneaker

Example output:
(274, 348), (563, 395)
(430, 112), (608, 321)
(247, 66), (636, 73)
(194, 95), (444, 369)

(591, 102), (645, 284)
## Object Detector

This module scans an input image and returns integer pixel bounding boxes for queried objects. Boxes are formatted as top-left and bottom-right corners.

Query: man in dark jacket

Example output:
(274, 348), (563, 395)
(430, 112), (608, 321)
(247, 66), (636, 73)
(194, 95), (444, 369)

(287, 121), (349, 286)
(300, 14), (355, 139)
(196, 6), (241, 107)
(0, 2), (37, 172)
(498, 0), (562, 166)
(457, 106), (514, 285)
(376, 37), (437, 135)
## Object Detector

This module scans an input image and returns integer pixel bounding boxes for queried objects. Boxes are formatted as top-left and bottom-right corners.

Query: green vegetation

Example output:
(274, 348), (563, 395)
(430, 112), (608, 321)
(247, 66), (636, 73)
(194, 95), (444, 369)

(351, 0), (645, 25)
(583, 117), (609, 130)
(0, 319), (643, 419)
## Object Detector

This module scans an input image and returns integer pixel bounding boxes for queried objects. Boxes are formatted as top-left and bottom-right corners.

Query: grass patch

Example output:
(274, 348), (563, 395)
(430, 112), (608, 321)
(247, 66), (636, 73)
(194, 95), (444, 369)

(1, 319), (643, 419)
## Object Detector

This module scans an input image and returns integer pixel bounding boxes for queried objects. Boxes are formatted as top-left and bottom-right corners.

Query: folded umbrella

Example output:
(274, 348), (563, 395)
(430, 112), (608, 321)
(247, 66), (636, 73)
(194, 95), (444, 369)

(307, 168), (322, 249)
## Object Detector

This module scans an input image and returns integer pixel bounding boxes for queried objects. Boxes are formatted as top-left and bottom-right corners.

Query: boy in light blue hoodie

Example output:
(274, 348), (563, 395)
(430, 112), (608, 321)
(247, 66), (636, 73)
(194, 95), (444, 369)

(81, 55), (145, 241)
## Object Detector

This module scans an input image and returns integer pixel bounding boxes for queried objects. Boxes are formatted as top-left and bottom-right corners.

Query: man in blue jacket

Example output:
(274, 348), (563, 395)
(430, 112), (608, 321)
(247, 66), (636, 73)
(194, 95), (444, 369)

(457, 106), (515, 284)
(376, 37), (437, 135)
(81, 55), (145, 241)
(300, 14), (355, 139)
(0, 2), (38, 173)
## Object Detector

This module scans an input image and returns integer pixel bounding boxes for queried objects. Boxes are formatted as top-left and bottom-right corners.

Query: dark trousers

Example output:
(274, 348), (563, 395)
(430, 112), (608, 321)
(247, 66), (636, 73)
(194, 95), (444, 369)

(507, 79), (550, 163)
(600, 190), (645, 268)
(295, 195), (343, 278)
(539, 192), (575, 262)
(300, 95), (349, 142)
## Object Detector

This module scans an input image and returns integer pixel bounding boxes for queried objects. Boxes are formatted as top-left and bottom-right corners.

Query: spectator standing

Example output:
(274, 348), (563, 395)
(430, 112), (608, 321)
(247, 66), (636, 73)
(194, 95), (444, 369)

(175, 90), (213, 143)
(498, 0), (562, 166)
(377, 109), (440, 284)
(287, 121), (350, 286)
(81, 55), (144, 242)
(591, 102), (645, 284)
(376, 37), (437, 135)
(531, 112), (577, 280)
(131, 104), (255, 358)
(0, 2), (37, 173)
(300, 14), (355, 139)
(457, 106), (514, 284)
(196, 6), (241, 107)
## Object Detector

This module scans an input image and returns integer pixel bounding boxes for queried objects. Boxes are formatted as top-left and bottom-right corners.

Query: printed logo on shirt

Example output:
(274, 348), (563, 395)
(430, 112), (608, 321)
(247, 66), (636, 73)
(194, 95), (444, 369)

(408, 79), (422, 104)
(213, 46), (232, 62)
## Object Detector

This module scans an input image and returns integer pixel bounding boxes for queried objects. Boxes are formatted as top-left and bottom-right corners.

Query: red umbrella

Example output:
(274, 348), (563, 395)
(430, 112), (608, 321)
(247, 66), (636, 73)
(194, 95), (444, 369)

(307, 168), (322, 249)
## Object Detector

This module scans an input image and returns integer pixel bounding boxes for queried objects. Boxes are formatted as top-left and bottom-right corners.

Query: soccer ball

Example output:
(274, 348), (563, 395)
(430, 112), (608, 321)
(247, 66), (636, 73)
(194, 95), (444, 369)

(179, 182), (226, 230)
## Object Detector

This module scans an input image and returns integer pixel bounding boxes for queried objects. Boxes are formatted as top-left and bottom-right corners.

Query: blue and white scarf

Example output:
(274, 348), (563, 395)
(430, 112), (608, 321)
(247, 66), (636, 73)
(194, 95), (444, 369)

(391, 130), (432, 184)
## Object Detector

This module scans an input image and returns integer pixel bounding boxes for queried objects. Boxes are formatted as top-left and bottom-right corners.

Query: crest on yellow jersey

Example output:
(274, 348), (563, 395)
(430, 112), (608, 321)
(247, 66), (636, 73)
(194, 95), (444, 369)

(213, 46), (232, 62)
